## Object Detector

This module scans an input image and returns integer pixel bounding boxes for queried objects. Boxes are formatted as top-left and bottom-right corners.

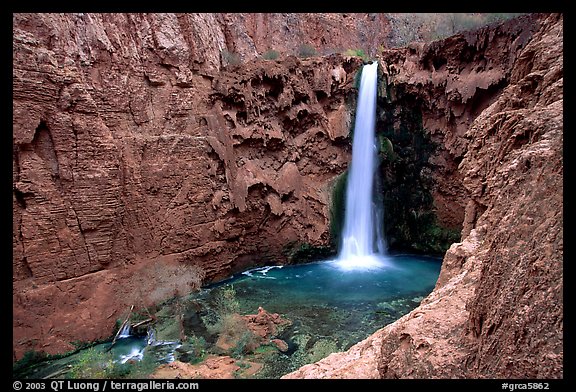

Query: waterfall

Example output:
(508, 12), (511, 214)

(336, 62), (387, 270)
(118, 323), (131, 338)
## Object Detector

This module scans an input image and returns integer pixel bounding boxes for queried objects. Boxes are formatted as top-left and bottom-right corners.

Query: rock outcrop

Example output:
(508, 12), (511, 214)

(283, 13), (562, 379)
(12, 13), (363, 359)
(151, 356), (263, 379)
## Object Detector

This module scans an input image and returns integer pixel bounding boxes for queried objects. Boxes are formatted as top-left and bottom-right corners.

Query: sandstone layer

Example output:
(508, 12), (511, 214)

(283, 13), (562, 379)
(12, 13), (363, 359)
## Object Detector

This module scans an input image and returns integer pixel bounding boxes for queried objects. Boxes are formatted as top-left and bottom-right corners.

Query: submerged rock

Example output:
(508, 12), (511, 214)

(271, 339), (289, 353)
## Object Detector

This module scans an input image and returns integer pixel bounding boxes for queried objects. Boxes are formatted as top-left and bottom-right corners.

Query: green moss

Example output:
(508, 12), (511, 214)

(353, 67), (363, 91)
(376, 89), (462, 255)
(413, 218), (461, 254)
(282, 242), (335, 264)
(378, 135), (395, 161)
(307, 339), (339, 363)
(329, 170), (348, 246)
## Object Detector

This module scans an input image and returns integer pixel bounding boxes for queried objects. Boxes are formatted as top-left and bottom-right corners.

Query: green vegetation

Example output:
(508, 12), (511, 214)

(413, 218), (461, 254)
(122, 353), (162, 379)
(378, 135), (396, 161)
(13, 337), (114, 379)
(231, 329), (260, 358)
(66, 346), (163, 379)
(176, 336), (208, 364)
(353, 67), (363, 91)
(214, 285), (240, 317)
(282, 241), (334, 264)
(342, 48), (369, 62)
(221, 49), (242, 67)
(205, 286), (260, 358)
(376, 88), (462, 255)
(13, 351), (51, 378)
(329, 170), (348, 247)
(262, 49), (280, 60)
(307, 339), (339, 363)
(387, 13), (527, 47)
(67, 348), (128, 379)
(297, 43), (317, 58)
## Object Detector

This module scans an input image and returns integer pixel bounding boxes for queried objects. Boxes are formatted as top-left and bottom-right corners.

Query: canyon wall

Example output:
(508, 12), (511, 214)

(284, 13), (563, 379)
(218, 13), (389, 59)
(12, 13), (363, 359)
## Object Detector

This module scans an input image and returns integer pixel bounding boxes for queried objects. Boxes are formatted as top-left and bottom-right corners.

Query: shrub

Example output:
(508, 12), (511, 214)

(176, 336), (208, 364)
(262, 49), (280, 60)
(210, 313), (260, 357)
(67, 348), (118, 379)
(386, 13), (527, 47)
(297, 44), (317, 58)
(342, 49), (368, 61)
(232, 330), (260, 358)
(221, 50), (242, 67)
(214, 285), (240, 317)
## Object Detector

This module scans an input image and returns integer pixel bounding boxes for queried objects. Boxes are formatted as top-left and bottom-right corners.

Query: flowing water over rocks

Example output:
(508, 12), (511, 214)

(16, 255), (440, 379)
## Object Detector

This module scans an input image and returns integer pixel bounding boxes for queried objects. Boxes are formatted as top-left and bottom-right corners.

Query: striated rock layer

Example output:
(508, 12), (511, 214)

(283, 13), (562, 379)
(12, 13), (363, 359)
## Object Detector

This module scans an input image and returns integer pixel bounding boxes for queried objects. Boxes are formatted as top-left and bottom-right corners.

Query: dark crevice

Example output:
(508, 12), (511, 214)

(71, 208), (93, 267)
(21, 257), (33, 278)
(14, 189), (28, 209)
(376, 88), (462, 255)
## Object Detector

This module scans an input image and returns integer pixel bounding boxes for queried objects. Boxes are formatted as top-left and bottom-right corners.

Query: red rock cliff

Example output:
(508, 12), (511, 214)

(283, 13), (562, 379)
(12, 13), (363, 359)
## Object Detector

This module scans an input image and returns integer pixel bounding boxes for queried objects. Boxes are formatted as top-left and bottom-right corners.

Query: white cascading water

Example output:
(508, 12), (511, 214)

(118, 324), (131, 338)
(336, 62), (387, 270)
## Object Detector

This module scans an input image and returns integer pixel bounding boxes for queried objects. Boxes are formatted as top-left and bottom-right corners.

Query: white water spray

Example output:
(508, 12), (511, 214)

(336, 62), (387, 270)
(118, 324), (131, 338)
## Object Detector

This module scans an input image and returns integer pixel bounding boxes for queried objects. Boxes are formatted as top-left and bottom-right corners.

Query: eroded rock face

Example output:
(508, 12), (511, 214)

(12, 13), (363, 359)
(217, 13), (389, 60)
(283, 13), (562, 379)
